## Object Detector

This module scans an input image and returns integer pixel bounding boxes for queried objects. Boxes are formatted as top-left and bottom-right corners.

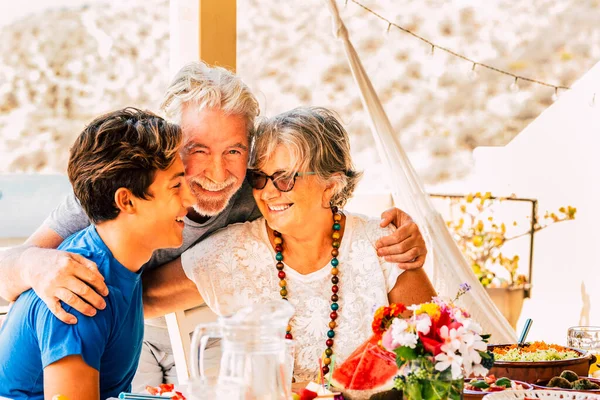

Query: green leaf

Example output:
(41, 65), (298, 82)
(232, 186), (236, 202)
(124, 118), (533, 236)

(479, 350), (491, 359)
(495, 378), (512, 388)
(395, 346), (418, 363)
(404, 381), (424, 400)
(422, 379), (451, 400)
(449, 380), (464, 400)
(470, 380), (490, 389)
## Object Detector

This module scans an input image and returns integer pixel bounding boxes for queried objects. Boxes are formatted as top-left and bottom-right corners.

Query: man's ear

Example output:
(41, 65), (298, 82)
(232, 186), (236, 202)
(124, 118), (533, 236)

(114, 188), (136, 214)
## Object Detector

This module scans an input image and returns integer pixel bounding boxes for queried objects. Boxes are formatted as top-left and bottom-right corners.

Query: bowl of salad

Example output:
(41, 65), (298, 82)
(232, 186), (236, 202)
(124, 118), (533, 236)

(487, 342), (596, 384)
(464, 375), (533, 400)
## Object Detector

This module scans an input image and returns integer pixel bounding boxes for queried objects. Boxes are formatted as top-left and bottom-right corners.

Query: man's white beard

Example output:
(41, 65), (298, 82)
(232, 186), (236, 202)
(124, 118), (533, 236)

(188, 175), (239, 217)
(192, 196), (233, 217)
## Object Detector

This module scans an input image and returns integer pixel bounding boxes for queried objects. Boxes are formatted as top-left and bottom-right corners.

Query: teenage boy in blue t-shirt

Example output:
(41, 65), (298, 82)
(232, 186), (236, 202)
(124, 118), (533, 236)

(0, 108), (194, 400)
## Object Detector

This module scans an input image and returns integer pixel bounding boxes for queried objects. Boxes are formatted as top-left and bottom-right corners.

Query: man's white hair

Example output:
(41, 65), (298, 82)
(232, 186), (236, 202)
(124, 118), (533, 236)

(160, 62), (260, 139)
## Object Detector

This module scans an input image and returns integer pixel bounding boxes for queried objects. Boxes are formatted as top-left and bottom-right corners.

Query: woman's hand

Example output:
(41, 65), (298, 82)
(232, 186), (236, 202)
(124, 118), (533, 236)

(376, 208), (427, 269)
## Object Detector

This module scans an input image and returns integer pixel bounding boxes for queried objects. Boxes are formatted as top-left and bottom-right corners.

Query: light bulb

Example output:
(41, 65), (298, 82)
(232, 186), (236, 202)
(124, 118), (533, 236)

(468, 64), (478, 81)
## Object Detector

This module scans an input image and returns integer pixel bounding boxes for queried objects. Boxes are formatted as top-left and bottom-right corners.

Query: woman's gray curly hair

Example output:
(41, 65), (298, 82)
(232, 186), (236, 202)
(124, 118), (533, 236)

(250, 107), (363, 208)
(160, 61), (260, 140)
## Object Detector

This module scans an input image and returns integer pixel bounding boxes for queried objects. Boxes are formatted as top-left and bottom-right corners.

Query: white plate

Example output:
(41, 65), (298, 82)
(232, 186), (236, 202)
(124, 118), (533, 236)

(483, 390), (600, 400)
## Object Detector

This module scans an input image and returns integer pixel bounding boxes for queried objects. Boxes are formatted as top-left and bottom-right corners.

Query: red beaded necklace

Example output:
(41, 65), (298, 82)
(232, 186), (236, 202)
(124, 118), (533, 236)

(273, 206), (343, 377)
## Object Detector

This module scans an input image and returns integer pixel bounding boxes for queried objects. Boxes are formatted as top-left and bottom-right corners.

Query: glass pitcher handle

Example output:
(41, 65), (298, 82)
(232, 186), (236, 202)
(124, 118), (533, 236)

(190, 323), (221, 379)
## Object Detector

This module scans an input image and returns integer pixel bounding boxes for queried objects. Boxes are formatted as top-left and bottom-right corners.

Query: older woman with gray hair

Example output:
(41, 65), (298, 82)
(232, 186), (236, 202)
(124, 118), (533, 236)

(182, 106), (436, 382)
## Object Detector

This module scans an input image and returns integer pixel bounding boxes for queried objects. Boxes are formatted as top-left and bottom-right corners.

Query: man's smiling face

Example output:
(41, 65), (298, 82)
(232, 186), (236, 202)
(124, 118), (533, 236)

(179, 105), (249, 217)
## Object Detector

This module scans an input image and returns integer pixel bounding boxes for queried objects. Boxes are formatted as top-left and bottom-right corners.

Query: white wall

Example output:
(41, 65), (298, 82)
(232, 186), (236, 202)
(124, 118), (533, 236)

(466, 60), (600, 344)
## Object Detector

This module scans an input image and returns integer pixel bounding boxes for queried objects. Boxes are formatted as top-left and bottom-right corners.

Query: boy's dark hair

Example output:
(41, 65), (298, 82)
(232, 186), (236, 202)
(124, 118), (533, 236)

(68, 107), (182, 224)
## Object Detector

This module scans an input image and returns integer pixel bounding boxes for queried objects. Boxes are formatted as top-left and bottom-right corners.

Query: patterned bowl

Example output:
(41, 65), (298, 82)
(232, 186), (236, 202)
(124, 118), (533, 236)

(483, 390), (600, 400)
(488, 345), (597, 383)
(464, 379), (533, 400)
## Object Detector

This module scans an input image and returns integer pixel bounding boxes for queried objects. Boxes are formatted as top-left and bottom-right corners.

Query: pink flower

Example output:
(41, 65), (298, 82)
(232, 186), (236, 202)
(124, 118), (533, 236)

(381, 329), (396, 352)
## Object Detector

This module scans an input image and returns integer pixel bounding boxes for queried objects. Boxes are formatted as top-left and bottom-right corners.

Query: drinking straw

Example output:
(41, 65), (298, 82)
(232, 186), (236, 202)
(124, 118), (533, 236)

(118, 393), (170, 399)
(318, 357), (324, 388)
(327, 354), (336, 389)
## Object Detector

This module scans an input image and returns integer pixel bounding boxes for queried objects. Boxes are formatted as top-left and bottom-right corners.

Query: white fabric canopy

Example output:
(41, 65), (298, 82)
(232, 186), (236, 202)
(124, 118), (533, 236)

(325, 0), (516, 344)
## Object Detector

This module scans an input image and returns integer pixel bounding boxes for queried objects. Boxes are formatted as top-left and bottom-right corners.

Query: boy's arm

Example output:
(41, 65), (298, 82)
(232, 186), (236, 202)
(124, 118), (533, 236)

(0, 224), (108, 324)
(44, 355), (99, 400)
(142, 257), (203, 319)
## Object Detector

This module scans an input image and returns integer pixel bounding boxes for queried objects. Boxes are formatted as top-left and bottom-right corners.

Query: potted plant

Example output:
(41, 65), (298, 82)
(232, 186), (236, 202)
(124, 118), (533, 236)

(443, 192), (576, 328)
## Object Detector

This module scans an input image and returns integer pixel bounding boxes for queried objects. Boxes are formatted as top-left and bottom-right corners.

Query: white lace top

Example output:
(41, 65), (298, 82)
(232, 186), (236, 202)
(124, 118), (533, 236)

(181, 212), (402, 382)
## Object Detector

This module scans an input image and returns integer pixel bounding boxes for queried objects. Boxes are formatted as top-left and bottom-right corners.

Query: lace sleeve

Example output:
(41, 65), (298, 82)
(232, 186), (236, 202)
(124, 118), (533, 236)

(356, 214), (404, 293)
(181, 222), (253, 315)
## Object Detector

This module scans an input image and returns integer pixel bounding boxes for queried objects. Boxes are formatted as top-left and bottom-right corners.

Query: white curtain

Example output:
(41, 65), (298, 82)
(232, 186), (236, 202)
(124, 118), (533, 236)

(325, 0), (516, 344)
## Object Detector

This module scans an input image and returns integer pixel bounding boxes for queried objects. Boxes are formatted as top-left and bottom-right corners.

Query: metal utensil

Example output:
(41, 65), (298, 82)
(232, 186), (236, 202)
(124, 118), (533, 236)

(518, 318), (533, 346)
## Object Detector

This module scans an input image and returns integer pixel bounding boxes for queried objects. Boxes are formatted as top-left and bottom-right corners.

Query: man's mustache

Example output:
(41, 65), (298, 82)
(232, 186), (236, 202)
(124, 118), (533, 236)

(188, 176), (237, 192)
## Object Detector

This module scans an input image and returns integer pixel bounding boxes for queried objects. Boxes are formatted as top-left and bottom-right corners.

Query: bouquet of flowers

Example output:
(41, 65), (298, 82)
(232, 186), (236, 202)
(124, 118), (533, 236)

(372, 284), (495, 400)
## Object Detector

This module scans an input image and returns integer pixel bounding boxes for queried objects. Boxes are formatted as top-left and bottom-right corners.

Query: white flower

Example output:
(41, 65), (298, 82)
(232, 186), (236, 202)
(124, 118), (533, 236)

(414, 313), (431, 335)
(461, 318), (483, 335)
(390, 319), (419, 349)
(440, 326), (470, 353)
(470, 363), (489, 377)
(435, 351), (464, 380)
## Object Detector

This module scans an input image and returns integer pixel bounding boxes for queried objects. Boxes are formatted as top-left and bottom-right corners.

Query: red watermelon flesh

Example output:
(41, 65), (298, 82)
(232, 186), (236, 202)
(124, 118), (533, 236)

(331, 335), (398, 391)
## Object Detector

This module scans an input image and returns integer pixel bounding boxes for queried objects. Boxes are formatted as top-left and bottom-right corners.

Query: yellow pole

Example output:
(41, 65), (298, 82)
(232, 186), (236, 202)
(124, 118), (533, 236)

(198, 0), (237, 72)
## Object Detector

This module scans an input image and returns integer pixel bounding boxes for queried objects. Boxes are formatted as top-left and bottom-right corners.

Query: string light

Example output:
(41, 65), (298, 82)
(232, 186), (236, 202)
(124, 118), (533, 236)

(552, 87), (560, 102)
(468, 63), (478, 81)
(347, 0), (571, 93)
(510, 77), (520, 93)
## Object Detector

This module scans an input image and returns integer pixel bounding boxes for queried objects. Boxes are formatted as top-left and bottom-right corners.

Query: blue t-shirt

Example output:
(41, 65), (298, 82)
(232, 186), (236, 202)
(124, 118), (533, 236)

(0, 226), (144, 400)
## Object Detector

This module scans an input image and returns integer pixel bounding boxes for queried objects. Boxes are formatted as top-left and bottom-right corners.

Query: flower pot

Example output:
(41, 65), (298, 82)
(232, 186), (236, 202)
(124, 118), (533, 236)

(485, 287), (526, 329)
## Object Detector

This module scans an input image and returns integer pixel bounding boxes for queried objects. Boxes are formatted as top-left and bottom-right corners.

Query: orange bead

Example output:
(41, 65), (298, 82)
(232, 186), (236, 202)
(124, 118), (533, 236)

(333, 214), (342, 221)
(329, 321), (337, 329)
(324, 357), (331, 365)
(274, 237), (283, 245)
(287, 325), (292, 332)
(279, 280), (287, 287)
(331, 268), (339, 275)
(332, 232), (341, 240)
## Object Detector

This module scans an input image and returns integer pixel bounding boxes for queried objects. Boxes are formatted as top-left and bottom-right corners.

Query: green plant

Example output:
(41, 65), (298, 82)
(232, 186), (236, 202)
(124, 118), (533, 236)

(445, 192), (576, 288)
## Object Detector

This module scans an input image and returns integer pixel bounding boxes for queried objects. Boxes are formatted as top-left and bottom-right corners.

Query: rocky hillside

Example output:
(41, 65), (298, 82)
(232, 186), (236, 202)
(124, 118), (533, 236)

(1, 0), (598, 187)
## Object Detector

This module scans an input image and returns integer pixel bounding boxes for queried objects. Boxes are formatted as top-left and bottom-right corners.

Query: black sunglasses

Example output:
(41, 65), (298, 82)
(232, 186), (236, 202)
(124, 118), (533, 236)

(247, 170), (316, 192)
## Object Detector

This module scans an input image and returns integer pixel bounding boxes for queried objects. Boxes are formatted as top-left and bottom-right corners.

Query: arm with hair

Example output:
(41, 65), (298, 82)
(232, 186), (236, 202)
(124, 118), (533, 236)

(388, 268), (437, 316)
(142, 257), (203, 319)
(0, 193), (108, 323)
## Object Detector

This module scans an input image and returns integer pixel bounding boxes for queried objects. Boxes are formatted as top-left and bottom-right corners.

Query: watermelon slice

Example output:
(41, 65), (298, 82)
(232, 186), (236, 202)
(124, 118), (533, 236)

(331, 335), (399, 400)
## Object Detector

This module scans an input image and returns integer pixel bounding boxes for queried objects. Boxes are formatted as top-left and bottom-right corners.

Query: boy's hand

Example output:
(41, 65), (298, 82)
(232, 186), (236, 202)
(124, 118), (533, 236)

(23, 247), (108, 324)
(376, 208), (427, 270)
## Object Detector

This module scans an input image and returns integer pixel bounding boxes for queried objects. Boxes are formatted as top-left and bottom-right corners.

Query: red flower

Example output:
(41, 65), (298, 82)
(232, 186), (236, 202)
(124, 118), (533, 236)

(417, 308), (463, 356)
(372, 303), (407, 335)
(419, 333), (445, 356)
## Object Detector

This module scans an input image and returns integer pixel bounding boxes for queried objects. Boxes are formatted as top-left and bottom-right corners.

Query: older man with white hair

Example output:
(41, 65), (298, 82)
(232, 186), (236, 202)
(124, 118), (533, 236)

(0, 61), (427, 388)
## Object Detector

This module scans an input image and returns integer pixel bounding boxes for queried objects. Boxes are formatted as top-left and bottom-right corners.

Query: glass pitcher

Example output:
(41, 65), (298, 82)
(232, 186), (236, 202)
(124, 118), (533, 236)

(190, 300), (295, 399)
